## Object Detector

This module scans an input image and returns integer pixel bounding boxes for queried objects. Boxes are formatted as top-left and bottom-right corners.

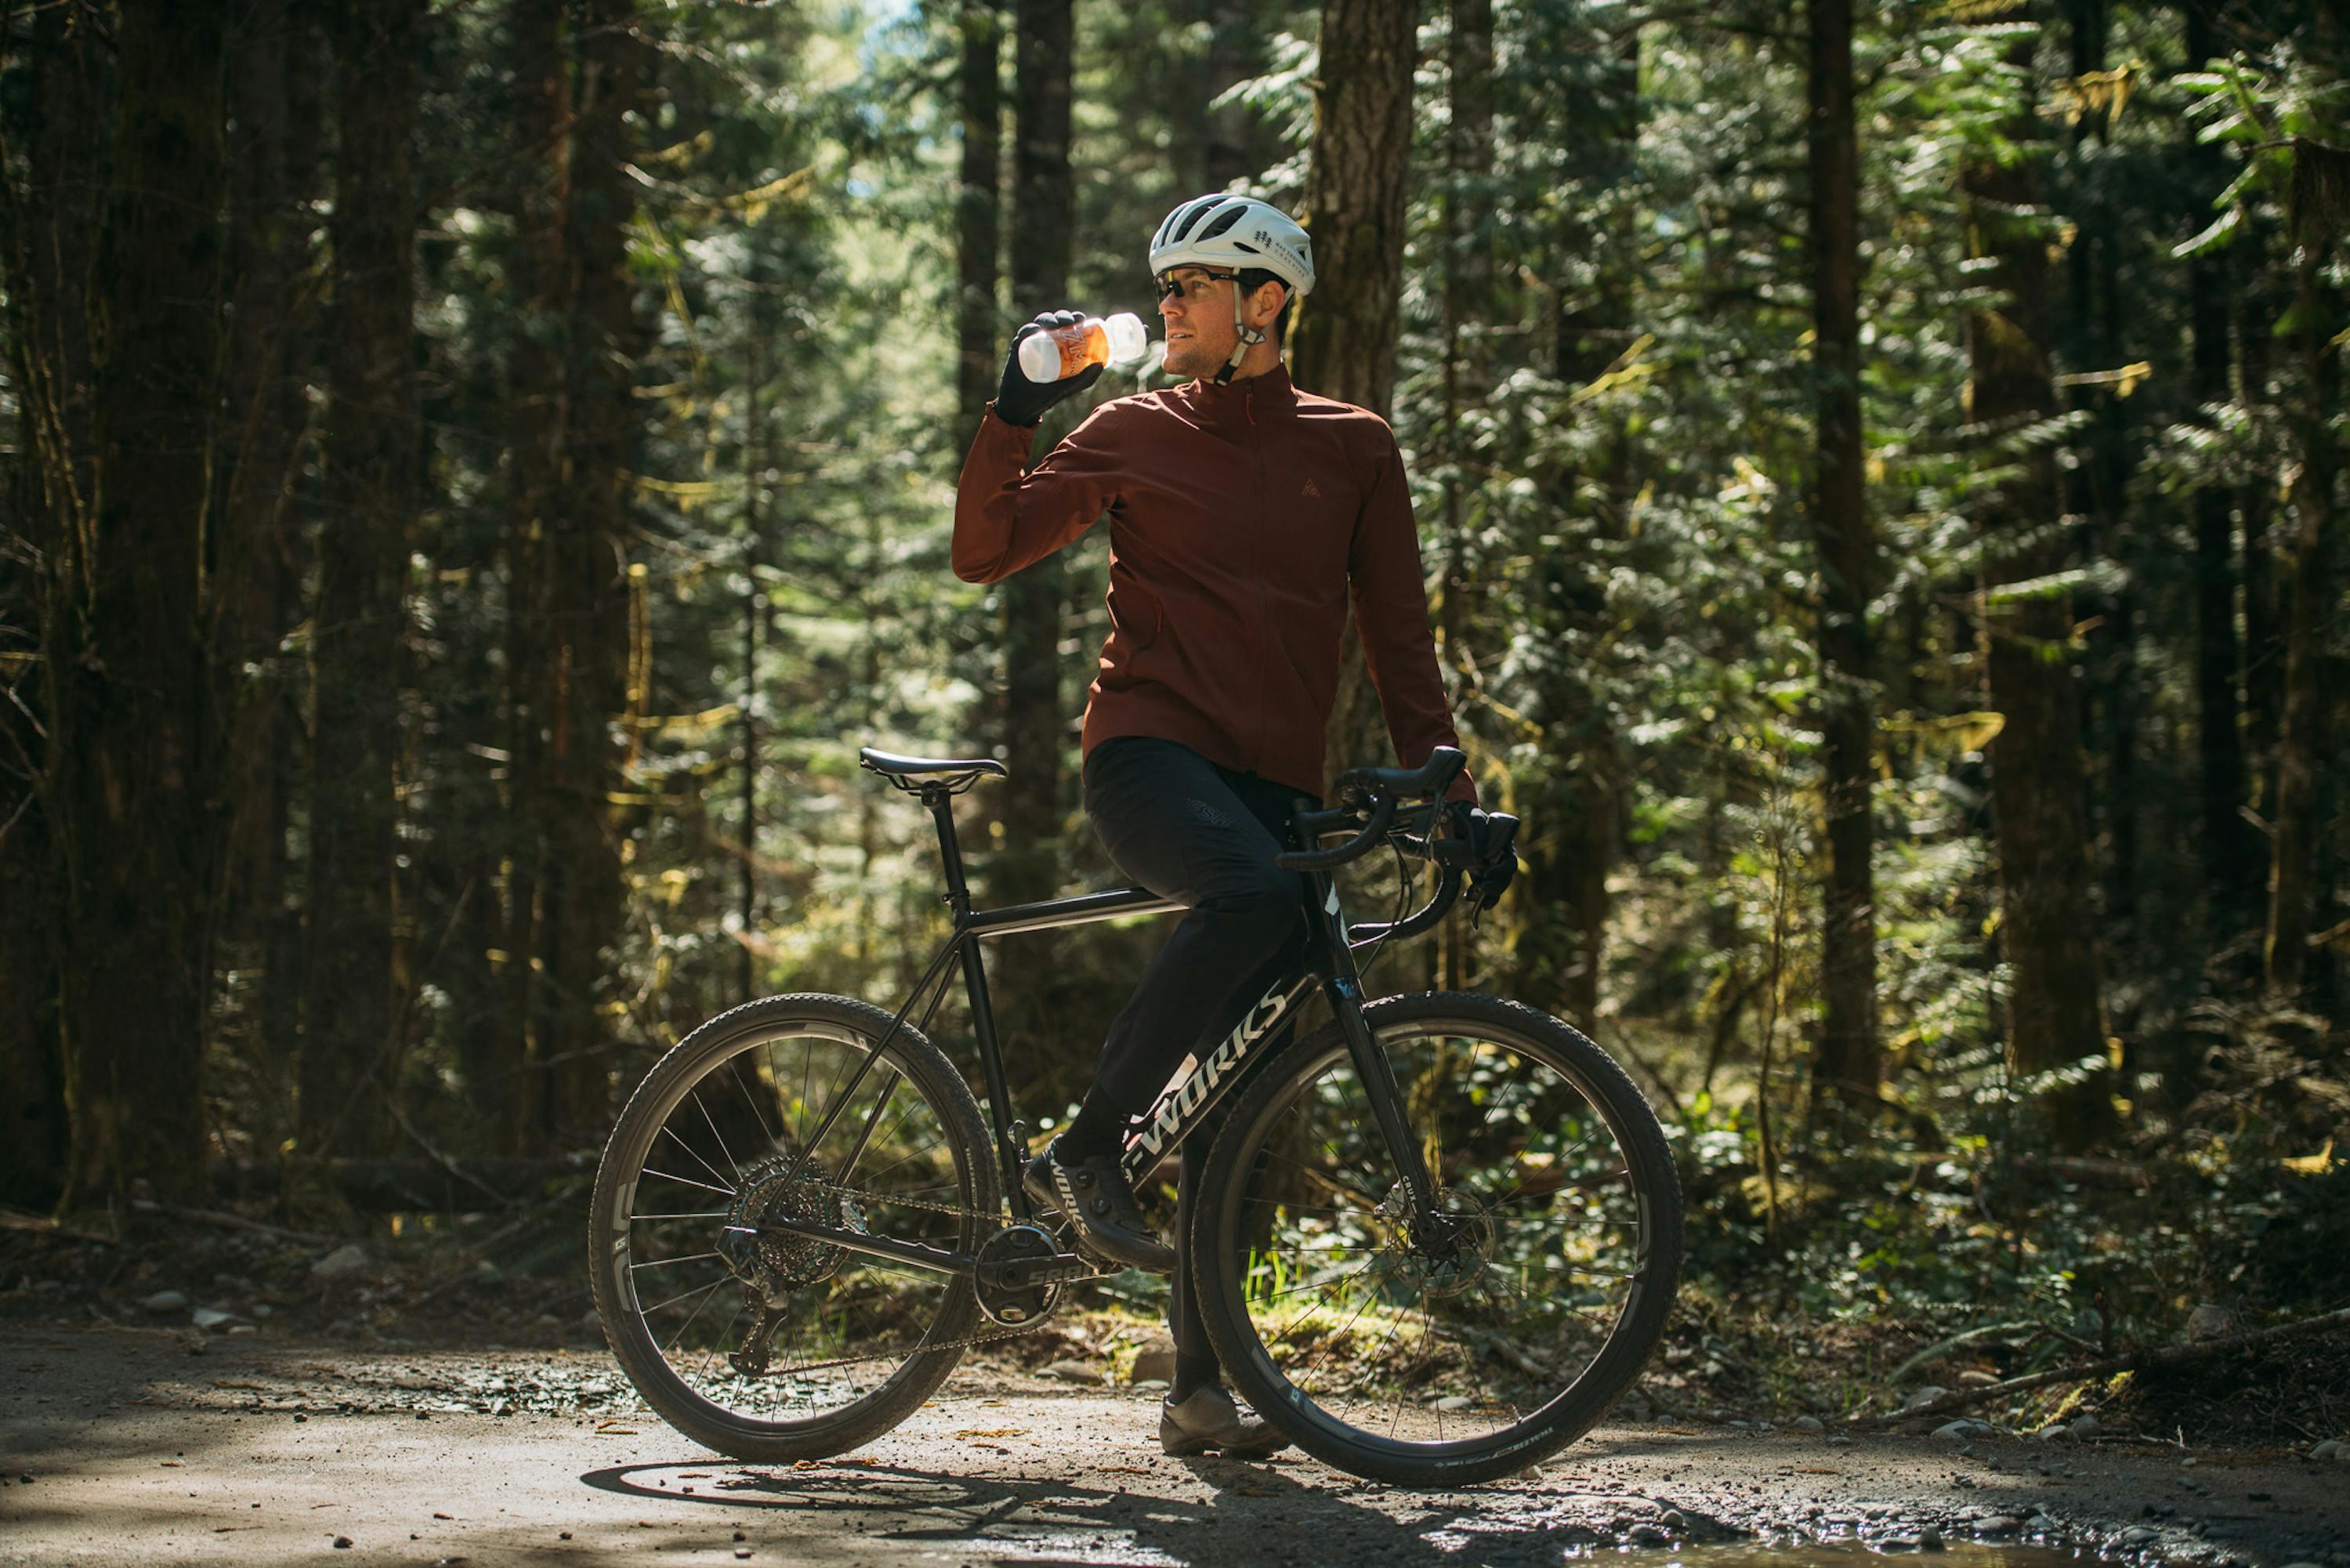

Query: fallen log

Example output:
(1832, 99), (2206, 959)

(1845, 1305), (2350, 1428)
(210, 1154), (596, 1214)
(129, 1197), (337, 1246)
(0, 1206), (116, 1243)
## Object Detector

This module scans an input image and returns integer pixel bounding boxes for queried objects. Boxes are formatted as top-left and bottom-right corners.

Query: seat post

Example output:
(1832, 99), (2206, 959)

(926, 788), (972, 919)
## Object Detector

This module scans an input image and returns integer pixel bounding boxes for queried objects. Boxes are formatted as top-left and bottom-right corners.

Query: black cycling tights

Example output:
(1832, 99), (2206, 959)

(1080, 735), (1319, 1379)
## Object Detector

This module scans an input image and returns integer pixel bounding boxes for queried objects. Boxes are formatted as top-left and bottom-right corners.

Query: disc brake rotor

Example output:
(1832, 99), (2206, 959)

(1375, 1182), (1498, 1298)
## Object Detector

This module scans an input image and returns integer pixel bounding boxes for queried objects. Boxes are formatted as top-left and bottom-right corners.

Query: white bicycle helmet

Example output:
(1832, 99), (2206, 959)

(1149, 194), (1314, 382)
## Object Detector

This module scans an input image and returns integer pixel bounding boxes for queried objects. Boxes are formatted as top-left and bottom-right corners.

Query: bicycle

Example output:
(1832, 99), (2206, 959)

(587, 742), (1683, 1487)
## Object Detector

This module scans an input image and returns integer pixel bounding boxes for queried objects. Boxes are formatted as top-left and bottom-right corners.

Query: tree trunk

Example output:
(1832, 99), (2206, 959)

(505, 0), (647, 1150)
(736, 303), (773, 1009)
(505, 0), (568, 1153)
(215, 0), (324, 1127)
(2183, 0), (2256, 920)
(0, 0), (107, 1212)
(1169, 0), (1265, 197)
(2061, 0), (2141, 964)
(268, 9), (327, 1113)
(541, 0), (643, 1145)
(47, 0), (230, 1205)
(2238, 273), (2284, 811)
(1963, 19), (2111, 1141)
(1513, 28), (1640, 1032)
(956, 2), (1002, 437)
(1295, 0), (1418, 795)
(2263, 235), (2338, 995)
(1806, 0), (1878, 1104)
(1202, 0), (1262, 193)
(1291, 0), (1414, 417)
(1440, 0), (1494, 660)
(1434, 0), (1495, 993)
(997, 0), (1075, 904)
(302, 0), (421, 1160)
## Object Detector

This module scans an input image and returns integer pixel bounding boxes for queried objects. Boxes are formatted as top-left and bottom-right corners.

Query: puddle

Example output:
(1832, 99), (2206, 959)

(1570, 1548), (2091, 1566)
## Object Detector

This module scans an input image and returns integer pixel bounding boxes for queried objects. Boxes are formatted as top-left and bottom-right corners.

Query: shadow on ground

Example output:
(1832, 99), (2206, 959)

(581, 1453), (1638, 1567)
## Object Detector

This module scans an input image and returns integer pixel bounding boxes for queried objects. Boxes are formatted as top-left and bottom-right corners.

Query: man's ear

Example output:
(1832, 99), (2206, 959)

(1251, 280), (1288, 330)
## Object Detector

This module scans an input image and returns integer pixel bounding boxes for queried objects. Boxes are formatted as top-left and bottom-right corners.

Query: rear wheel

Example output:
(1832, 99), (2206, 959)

(588, 994), (995, 1461)
(1193, 990), (1682, 1486)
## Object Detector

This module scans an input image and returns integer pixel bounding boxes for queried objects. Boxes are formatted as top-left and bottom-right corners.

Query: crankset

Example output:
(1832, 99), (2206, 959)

(973, 1222), (1098, 1327)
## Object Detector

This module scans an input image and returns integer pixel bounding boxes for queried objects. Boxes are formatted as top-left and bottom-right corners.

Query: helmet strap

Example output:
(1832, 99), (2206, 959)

(1212, 291), (1266, 386)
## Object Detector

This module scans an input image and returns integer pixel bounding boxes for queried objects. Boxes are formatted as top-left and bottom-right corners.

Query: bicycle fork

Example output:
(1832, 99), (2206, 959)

(1305, 871), (1443, 1230)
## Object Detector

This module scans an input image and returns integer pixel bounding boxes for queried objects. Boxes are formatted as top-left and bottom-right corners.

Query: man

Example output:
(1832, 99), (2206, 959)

(953, 194), (1511, 1457)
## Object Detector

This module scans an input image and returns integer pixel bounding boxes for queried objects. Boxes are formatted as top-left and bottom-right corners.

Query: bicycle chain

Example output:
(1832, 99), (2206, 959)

(647, 1180), (1097, 1382)
(720, 1309), (1052, 1381)
(815, 1181), (996, 1222)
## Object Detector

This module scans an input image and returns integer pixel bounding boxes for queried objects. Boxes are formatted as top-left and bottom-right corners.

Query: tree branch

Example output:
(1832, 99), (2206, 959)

(1845, 1306), (2350, 1428)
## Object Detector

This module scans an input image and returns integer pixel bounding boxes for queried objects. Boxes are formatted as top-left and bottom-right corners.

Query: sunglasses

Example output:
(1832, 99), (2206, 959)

(1154, 270), (1242, 302)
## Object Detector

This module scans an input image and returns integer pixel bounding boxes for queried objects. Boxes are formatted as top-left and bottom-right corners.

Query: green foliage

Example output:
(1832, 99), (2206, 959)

(2, 0), (2342, 1349)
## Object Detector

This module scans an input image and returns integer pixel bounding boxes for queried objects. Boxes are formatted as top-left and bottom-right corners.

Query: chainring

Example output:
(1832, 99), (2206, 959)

(972, 1222), (1067, 1327)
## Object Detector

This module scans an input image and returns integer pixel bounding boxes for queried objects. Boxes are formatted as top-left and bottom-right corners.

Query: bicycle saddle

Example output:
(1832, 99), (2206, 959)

(858, 747), (1009, 781)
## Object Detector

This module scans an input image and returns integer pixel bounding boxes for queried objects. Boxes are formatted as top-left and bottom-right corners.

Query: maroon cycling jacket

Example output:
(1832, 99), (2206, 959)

(953, 364), (1476, 808)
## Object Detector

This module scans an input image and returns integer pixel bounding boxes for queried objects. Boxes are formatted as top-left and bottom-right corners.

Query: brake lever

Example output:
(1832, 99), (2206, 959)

(1385, 801), (1441, 860)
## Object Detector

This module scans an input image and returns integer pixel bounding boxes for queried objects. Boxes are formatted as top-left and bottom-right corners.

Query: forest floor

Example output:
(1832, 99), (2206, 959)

(3, 1322), (2349, 1567)
(5, 1211), (2348, 1566)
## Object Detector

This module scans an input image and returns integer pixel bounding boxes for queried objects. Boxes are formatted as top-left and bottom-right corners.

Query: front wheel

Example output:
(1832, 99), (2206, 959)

(1193, 990), (1683, 1487)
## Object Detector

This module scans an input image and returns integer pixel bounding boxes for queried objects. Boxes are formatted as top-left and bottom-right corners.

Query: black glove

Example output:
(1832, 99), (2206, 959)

(1436, 800), (1519, 919)
(995, 310), (1106, 427)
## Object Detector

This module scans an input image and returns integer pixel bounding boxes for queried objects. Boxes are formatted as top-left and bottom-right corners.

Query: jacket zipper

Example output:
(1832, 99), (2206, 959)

(1245, 379), (1269, 774)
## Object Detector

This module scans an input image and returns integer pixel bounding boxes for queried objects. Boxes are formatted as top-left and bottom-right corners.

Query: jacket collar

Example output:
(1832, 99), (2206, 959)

(1177, 363), (1298, 422)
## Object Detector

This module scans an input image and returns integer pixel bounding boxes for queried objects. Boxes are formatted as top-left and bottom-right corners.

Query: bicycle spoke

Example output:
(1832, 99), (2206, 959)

(639, 1274), (728, 1319)
(657, 1124), (740, 1196)
(640, 1165), (735, 1198)
(664, 1269), (732, 1356)
(632, 1251), (722, 1270)
(731, 1052), (780, 1150)
(692, 1088), (744, 1182)
(698, 1301), (748, 1382)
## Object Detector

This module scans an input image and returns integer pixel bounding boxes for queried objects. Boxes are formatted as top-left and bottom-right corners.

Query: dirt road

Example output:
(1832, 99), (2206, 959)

(3, 1324), (2345, 1566)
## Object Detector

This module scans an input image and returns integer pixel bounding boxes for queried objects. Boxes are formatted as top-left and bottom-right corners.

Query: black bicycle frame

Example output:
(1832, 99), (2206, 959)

(759, 781), (1441, 1276)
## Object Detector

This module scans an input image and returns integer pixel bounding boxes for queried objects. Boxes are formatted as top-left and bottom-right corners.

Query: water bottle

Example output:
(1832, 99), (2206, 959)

(1017, 311), (1150, 383)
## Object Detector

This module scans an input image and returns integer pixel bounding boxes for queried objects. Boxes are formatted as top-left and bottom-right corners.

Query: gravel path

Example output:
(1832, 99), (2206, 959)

(3, 1324), (2345, 1566)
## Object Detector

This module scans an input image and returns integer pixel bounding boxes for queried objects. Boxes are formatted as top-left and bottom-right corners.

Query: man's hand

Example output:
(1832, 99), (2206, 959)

(1436, 800), (1519, 918)
(996, 310), (1106, 427)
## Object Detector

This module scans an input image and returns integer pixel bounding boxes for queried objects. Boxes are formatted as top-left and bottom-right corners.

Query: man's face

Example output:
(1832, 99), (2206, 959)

(1156, 266), (1280, 379)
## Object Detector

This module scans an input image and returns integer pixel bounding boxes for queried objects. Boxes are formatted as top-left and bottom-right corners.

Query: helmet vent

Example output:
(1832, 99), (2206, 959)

(1168, 197), (1225, 245)
(1198, 205), (1247, 241)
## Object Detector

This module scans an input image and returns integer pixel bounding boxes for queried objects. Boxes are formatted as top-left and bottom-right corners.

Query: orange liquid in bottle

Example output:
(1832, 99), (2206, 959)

(1016, 313), (1150, 382)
